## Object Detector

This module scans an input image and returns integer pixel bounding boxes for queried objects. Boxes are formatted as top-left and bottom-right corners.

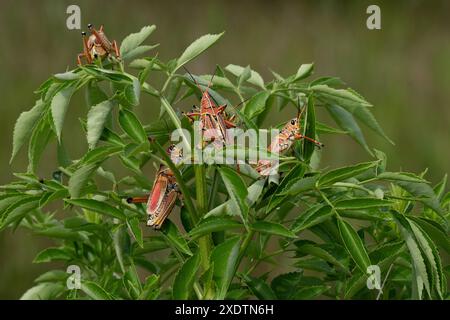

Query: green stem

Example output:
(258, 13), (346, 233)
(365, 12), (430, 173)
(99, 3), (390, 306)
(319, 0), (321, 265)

(208, 168), (219, 211)
(237, 229), (255, 267)
(195, 164), (212, 271)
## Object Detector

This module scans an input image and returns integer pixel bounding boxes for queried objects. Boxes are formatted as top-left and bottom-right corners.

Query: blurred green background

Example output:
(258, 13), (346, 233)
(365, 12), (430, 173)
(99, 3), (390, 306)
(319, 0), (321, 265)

(0, 0), (449, 299)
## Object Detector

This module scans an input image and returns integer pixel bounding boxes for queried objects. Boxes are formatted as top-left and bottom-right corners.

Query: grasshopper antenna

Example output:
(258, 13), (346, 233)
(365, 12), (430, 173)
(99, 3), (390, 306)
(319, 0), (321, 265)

(296, 96), (306, 121)
(207, 65), (219, 89)
(183, 66), (204, 94)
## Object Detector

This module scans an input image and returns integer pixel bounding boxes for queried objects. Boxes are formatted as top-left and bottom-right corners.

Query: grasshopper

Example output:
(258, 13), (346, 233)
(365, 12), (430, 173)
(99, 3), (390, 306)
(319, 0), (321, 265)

(127, 145), (183, 229)
(77, 24), (120, 65)
(183, 68), (237, 149)
(255, 106), (324, 176)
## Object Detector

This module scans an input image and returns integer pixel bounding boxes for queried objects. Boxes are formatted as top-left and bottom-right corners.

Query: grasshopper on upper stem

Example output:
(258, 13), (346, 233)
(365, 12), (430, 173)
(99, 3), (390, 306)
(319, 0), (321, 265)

(77, 24), (120, 65)
(127, 144), (183, 229)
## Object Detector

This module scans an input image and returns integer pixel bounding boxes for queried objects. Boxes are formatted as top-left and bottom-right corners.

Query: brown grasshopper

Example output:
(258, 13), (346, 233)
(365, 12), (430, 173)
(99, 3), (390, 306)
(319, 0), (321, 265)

(255, 106), (324, 176)
(183, 68), (237, 149)
(127, 145), (183, 229)
(77, 24), (120, 65)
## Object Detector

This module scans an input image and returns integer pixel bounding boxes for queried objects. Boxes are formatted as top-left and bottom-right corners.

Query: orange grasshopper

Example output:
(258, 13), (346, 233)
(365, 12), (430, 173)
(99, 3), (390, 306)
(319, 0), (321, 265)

(77, 24), (120, 65)
(182, 68), (237, 149)
(127, 145), (183, 229)
(255, 105), (324, 176)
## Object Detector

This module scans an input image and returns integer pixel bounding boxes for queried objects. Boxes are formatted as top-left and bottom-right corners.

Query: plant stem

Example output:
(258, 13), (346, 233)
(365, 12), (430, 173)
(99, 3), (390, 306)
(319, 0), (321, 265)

(237, 229), (255, 267)
(195, 164), (212, 271)
(208, 168), (219, 211)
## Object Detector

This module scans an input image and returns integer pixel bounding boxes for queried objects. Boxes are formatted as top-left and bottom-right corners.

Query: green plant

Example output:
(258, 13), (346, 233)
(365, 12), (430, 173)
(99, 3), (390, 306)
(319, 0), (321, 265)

(1, 25), (448, 300)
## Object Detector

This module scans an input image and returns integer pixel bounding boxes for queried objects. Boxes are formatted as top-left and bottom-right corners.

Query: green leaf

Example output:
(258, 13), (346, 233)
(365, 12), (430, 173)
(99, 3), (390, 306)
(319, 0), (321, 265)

(376, 171), (427, 183)
(251, 221), (296, 238)
(10, 99), (47, 163)
(54, 70), (81, 81)
(28, 115), (53, 173)
(246, 179), (266, 206)
(189, 218), (243, 239)
(337, 218), (371, 273)
(344, 241), (404, 299)
(326, 104), (372, 155)
(312, 84), (372, 110)
(295, 63), (314, 81)
(352, 104), (394, 145)
(292, 205), (333, 233)
(161, 220), (192, 256)
(138, 275), (160, 300)
(266, 164), (306, 213)
(242, 91), (270, 119)
(271, 272), (313, 299)
(392, 212), (431, 299)
(65, 198), (126, 220)
(127, 217), (143, 248)
(238, 65), (252, 87)
(118, 107), (148, 144)
(35, 270), (69, 283)
(120, 25), (156, 59)
(293, 285), (329, 299)
(176, 32), (224, 71)
(1, 197), (40, 230)
(81, 281), (112, 300)
(113, 225), (129, 273)
(20, 283), (65, 300)
(68, 163), (99, 198)
(210, 236), (241, 299)
(318, 161), (378, 186)
(219, 167), (249, 223)
(51, 85), (76, 142)
(204, 179), (265, 219)
(123, 45), (159, 62)
(172, 252), (201, 299)
(225, 64), (266, 89)
(281, 175), (318, 196)
(295, 241), (349, 272)
(315, 121), (348, 135)
(410, 217), (450, 255)
(335, 198), (392, 210)
(33, 247), (72, 263)
(122, 77), (141, 106)
(34, 226), (85, 241)
(87, 100), (114, 149)
(85, 81), (108, 107)
(242, 274), (277, 299)
(408, 219), (444, 299)
(78, 145), (123, 166)
(390, 179), (444, 217)
(302, 94), (316, 161)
